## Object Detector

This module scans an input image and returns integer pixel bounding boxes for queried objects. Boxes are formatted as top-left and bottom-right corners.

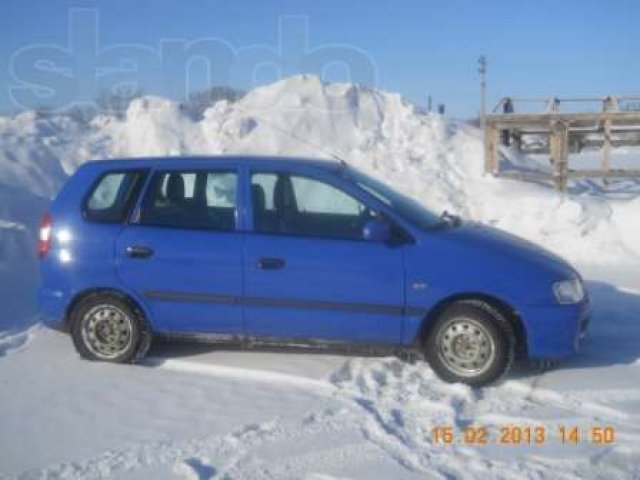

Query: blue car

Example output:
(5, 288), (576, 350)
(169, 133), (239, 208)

(38, 156), (590, 386)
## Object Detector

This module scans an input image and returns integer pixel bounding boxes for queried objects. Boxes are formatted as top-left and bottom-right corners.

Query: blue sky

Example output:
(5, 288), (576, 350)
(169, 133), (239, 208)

(1, 0), (639, 117)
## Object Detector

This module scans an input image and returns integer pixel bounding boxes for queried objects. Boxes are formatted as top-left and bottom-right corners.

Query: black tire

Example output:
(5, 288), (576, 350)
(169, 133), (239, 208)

(424, 300), (515, 387)
(70, 293), (152, 363)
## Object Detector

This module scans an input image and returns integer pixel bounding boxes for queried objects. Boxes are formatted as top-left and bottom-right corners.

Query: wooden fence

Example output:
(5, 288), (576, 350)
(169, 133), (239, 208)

(484, 96), (640, 190)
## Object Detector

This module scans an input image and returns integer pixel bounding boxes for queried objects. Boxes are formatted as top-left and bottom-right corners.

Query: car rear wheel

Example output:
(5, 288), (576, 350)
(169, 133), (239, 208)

(70, 293), (151, 363)
(425, 300), (515, 387)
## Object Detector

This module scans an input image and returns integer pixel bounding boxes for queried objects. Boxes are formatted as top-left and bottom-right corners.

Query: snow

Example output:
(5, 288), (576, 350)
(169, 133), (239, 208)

(0, 75), (639, 478)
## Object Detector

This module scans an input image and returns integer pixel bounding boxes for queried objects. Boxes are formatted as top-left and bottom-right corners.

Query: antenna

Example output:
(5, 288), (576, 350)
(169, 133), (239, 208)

(233, 103), (350, 165)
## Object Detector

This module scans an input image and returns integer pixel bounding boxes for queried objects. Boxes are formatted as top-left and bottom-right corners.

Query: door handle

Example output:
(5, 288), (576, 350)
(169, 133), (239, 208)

(125, 245), (154, 259)
(256, 257), (286, 270)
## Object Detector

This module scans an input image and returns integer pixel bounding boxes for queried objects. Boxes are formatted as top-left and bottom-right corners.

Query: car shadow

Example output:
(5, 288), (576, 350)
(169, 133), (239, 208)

(147, 337), (392, 360)
(148, 340), (240, 359)
(147, 280), (640, 381)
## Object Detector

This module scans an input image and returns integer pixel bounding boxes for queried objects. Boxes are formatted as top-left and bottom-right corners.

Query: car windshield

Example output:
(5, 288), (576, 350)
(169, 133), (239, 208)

(343, 166), (445, 230)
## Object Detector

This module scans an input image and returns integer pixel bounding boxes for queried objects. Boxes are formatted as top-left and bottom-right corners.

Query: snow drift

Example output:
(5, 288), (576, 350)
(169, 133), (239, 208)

(1, 74), (639, 269)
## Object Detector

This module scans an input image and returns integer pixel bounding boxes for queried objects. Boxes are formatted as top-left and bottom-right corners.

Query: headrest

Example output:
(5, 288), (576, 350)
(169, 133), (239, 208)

(251, 184), (266, 212)
(166, 174), (185, 202)
(273, 176), (297, 212)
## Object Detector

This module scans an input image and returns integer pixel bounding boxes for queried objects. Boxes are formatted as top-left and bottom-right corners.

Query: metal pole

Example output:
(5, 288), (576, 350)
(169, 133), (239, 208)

(479, 55), (487, 128)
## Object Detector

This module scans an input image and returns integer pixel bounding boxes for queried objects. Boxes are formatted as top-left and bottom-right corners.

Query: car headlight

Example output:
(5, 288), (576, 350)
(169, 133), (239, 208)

(553, 278), (585, 304)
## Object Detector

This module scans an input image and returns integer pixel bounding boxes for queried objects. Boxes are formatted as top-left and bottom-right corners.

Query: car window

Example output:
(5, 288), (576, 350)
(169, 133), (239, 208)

(251, 173), (277, 211)
(84, 170), (145, 223)
(343, 166), (443, 230)
(140, 170), (237, 231)
(205, 171), (237, 207)
(159, 172), (196, 199)
(291, 176), (361, 215)
(251, 172), (375, 239)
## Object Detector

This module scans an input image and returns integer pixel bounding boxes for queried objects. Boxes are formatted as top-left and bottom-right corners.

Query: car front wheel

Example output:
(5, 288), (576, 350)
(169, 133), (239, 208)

(425, 300), (515, 387)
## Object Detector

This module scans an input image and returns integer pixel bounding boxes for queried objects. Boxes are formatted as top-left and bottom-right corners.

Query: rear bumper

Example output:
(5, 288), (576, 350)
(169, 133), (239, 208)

(38, 287), (70, 330)
(520, 297), (590, 359)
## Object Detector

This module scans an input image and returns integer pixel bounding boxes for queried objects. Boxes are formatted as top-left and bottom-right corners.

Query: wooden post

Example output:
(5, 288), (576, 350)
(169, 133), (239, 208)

(550, 121), (569, 191)
(602, 97), (614, 181)
(484, 122), (500, 174)
(603, 114), (612, 178)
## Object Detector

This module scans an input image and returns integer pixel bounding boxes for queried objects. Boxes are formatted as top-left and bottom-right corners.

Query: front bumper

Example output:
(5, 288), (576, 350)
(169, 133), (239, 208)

(519, 296), (591, 359)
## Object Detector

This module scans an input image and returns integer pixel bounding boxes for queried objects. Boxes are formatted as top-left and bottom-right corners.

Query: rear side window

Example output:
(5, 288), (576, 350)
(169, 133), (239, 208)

(84, 170), (145, 223)
(140, 170), (237, 231)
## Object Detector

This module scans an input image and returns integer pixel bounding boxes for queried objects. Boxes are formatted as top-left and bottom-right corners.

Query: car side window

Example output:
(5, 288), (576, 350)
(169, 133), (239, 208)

(291, 176), (361, 215)
(205, 171), (237, 208)
(84, 170), (145, 223)
(140, 170), (237, 231)
(251, 172), (375, 239)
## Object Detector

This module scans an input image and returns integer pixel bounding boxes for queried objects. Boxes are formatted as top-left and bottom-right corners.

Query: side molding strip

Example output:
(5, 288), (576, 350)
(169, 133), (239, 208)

(144, 290), (425, 317)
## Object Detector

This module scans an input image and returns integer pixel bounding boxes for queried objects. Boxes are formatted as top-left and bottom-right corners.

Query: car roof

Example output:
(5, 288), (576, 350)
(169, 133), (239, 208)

(81, 154), (343, 172)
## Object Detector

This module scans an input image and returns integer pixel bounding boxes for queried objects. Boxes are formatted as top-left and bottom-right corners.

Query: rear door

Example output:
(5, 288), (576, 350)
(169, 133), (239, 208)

(244, 169), (406, 344)
(115, 166), (244, 335)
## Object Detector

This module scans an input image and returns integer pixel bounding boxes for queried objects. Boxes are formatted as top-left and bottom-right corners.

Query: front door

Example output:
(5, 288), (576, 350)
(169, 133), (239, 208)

(244, 170), (405, 344)
(115, 167), (244, 335)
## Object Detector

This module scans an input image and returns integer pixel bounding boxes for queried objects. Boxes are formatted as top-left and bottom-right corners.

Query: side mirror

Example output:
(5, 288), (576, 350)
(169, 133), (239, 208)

(363, 218), (391, 242)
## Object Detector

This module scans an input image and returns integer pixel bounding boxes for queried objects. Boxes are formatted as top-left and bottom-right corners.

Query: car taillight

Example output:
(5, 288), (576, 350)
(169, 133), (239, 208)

(38, 213), (52, 258)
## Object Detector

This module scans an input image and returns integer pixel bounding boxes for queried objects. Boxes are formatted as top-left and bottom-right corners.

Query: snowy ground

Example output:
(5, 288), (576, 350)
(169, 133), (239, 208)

(1, 76), (640, 479)
(1, 268), (640, 479)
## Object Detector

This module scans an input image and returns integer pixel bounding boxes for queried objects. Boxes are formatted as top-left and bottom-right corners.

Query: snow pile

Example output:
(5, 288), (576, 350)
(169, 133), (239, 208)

(0, 221), (38, 332)
(1, 74), (639, 268)
(0, 111), (72, 198)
